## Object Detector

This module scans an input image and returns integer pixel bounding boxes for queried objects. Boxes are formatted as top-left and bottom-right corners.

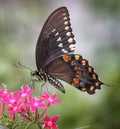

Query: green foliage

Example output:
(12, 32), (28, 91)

(86, 0), (120, 17)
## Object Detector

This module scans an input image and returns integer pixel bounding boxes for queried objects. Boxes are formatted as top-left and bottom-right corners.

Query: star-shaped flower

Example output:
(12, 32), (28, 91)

(43, 115), (59, 129)
(41, 92), (63, 106)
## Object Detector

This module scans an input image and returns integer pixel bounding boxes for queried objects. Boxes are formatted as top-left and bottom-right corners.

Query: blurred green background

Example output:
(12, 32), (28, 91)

(0, 0), (120, 129)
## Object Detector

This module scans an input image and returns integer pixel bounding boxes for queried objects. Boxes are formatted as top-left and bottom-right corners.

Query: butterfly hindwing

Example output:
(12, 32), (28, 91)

(46, 54), (103, 94)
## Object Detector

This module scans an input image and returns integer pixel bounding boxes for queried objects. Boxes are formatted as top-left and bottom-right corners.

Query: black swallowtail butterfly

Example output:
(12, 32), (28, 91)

(31, 7), (105, 94)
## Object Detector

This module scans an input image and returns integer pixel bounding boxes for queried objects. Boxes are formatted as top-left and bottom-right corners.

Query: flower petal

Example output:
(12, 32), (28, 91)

(51, 116), (59, 122)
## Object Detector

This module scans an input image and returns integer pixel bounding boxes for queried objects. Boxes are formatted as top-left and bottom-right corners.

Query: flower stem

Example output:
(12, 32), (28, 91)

(38, 106), (48, 120)
(25, 122), (32, 129)
(37, 124), (42, 129)
(20, 113), (32, 121)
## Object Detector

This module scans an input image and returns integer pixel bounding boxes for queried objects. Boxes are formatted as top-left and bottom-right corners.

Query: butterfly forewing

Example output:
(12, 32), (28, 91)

(36, 7), (75, 70)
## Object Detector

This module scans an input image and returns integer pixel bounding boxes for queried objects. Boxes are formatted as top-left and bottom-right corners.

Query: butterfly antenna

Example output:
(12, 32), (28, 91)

(14, 62), (33, 72)
(14, 62), (36, 88)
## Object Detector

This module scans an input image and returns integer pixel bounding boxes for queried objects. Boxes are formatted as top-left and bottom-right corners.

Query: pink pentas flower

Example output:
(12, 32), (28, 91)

(8, 100), (28, 120)
(16, 100), (28, 113)
(16, 85), (34, 99)
(8, 103), (20, 120)
(4, 92), (20, 106)
(18, 104), (26, 113)
(28, 96), (47, 112)
(0, 87), (8, 98)
(41, 92), (63, 106)
(0, 87), (9, 116)
(43, 115), (59, 129)
(0, 102), (5, 116)
(0, 84), (62, 129)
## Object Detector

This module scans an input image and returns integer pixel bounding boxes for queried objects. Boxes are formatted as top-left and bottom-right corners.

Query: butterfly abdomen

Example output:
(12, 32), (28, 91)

(48, 76), (65, 93)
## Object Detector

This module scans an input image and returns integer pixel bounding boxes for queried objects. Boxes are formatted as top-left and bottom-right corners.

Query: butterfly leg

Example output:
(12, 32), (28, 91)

(29, 77), (42, 89)
(39, 82), (46, 95)
(28, 78), (36, 89)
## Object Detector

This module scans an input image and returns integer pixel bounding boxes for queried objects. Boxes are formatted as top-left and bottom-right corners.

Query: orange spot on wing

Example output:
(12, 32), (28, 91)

(92, 73), (97, 79)
(74, 66), (78, 71)
(76, 70), (83, 75)
(63, 54), (69, 62)
(72, 82), (77, 87)
(90, 86), (95, 91)
(87, 66), (93, 72)
(95, 82), (101, 87)
(81, 60), (87, 66)
(74, 55), (80, 60)
(73, 78), (80, 84)
(81, 87), (86, 92)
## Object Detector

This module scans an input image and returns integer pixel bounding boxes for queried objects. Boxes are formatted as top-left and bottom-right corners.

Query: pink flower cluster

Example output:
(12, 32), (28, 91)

(0, 84), (63, 129)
